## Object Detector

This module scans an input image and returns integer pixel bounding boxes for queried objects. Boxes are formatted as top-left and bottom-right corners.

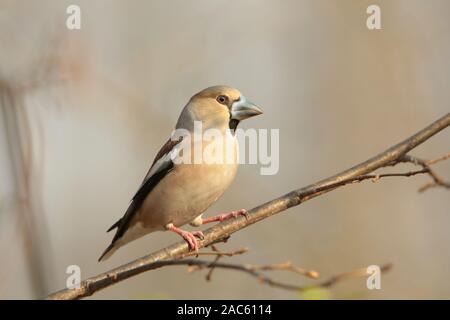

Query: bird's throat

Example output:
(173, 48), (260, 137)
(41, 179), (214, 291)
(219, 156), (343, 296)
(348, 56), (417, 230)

(229, 119), (240, 134)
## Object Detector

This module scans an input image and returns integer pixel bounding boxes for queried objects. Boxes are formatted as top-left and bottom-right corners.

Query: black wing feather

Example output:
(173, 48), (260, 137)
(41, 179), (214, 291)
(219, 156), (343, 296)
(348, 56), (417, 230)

(111, 160), (174, 243)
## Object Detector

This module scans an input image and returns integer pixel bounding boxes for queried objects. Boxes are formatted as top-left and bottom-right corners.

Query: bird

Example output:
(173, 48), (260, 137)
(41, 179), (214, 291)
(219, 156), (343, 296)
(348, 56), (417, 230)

(99, 85), (263, 261)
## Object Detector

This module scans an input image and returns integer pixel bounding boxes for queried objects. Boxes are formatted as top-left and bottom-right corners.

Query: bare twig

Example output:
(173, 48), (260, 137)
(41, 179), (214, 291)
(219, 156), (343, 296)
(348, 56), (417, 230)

(425, 152), (450, 166)
(46, 113), (450, 300)
(186, 247), (320, 282)
(205, 256), (221, 282)
(250, 261), (320, 279)
(398, 154), (450, 192)
(113, 257), (391, 292)
(182, 245), (250, 281)
(182, 246), (249, 258)
(320, 263), (392, 288)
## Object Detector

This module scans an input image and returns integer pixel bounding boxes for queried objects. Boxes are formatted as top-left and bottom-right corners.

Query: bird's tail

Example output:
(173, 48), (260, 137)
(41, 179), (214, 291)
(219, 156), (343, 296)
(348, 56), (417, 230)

(98, 243), (119, 262)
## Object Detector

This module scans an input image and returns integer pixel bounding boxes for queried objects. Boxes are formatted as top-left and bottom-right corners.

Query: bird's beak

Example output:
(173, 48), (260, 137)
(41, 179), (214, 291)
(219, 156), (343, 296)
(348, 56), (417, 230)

(230, 96), (263, 121)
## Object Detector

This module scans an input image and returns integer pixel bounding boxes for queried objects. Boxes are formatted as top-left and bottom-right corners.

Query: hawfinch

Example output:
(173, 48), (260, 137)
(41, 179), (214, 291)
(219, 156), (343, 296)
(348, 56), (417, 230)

(99, 85), (263, 261)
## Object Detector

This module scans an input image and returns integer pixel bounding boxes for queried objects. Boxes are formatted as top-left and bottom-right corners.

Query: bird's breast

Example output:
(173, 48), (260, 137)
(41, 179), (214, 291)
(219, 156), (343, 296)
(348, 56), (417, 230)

(137, 136), (239, 228)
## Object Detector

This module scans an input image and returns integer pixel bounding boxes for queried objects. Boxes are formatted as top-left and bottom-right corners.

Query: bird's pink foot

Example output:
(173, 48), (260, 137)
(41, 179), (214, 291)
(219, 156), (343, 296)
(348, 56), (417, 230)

(166, 224), (204, 251)
(201, 209), (249, 224)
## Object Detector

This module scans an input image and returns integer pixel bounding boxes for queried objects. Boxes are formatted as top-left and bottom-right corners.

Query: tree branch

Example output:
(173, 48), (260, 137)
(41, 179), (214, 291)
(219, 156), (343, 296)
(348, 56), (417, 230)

(46, 113), (450, 300)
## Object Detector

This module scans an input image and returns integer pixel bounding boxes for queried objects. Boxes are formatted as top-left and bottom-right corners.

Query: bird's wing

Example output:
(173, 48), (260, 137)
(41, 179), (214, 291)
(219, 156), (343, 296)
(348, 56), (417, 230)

(106, 136), (183, 243)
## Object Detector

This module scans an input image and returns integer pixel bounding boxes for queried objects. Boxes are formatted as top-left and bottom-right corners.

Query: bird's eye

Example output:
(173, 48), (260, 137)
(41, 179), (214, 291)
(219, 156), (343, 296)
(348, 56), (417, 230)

(216, 95), (228, 105)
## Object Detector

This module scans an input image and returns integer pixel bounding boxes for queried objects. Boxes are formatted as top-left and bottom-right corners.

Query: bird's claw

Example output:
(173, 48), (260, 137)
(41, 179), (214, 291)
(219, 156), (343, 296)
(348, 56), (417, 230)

(179, 230), (200, 251)
(221, 209), (248, 221)
(192, 230), (205, 240)
(238, 209), (250, 220)
(167, 225), (204, 251)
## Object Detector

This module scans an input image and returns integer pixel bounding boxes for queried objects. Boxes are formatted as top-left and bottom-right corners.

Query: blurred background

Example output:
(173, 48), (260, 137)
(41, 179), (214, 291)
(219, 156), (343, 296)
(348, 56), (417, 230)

(0, 0), (449, 299)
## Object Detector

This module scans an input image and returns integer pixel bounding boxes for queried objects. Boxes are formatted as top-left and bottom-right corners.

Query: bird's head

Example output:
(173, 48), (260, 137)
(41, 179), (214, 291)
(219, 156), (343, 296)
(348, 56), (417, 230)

(178, 85), (263, 131)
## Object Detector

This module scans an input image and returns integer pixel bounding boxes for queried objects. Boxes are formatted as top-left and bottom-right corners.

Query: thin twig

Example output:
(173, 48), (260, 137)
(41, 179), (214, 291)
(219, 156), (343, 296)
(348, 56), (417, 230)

(320, 263), (392, 288)
(187, 254), (320, 281)
(250, 261), (320, 279)
(182, 246), (249, 258)
(182, 246), (250, 281)
(425, 152), (450, 165)
(170, 259), (391, 292)
(398, 155), (450, 192)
